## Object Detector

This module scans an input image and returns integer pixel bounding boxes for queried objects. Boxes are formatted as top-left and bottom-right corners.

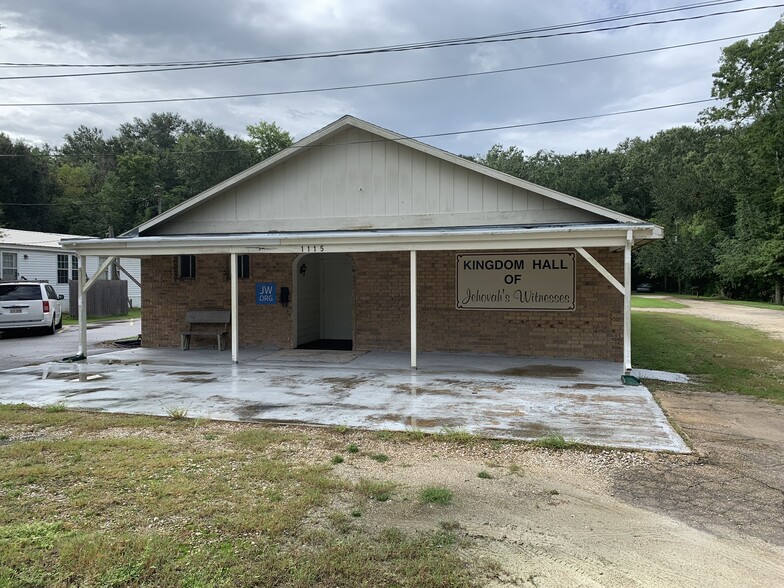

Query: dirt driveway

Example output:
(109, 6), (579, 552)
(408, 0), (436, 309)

(322, 381), (784, 587)
(331, 300), (784, 586)
(636, 296), (784, 341)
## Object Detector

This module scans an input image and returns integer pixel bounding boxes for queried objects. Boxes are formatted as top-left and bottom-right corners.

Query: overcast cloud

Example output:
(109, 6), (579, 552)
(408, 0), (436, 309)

(0, 0), (780, 156)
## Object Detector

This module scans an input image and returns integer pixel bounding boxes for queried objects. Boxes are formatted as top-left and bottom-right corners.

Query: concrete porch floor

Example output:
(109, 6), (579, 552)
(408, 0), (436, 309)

(0, 348), (689, 453)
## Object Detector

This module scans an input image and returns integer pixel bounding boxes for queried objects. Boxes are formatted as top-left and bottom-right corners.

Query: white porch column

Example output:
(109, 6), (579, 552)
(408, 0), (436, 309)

(77, 255), (88, 358)
(623, 230), (633, 373)
(230, 253), (239, 364)
(410, 250), (417, 370)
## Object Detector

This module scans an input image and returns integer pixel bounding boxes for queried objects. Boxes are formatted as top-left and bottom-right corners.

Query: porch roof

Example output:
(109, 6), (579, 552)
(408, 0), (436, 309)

(61, 222), (662, 257)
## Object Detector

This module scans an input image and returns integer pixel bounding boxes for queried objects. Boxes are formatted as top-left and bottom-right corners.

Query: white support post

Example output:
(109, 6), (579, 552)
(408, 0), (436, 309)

(623, 231), (633, 374)
(410, 250), (417, 370)
(77, 255), (88, 358)
(230, 253), (239, 364)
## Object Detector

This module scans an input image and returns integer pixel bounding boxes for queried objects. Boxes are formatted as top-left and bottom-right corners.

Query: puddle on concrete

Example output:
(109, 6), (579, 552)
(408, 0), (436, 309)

(65, 387), (113, 396)
(498, 365), (584, 378)
(178, 376), (218, 384)
(171, 371), (212, 376)
(103, 359), (154, 365)
(391, 384), (460, 397)
(561, 383), (602, 390)
(41, 371), (108, 382)
(322, 375), (371, 392)
(234, 403), (290, 419)
(497, 422), (553, 439)
(368, 414), (457, 429)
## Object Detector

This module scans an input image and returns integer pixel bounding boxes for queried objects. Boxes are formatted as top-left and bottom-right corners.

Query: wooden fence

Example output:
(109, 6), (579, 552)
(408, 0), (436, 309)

(69, 280), (129, 317)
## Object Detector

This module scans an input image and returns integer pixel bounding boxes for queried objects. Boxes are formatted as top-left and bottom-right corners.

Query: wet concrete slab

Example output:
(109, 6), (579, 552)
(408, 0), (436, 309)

(0, 348), (689, 453)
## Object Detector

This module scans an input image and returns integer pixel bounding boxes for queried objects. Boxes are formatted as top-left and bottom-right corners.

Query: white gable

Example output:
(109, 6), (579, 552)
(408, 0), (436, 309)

(142, 117), (640, 237)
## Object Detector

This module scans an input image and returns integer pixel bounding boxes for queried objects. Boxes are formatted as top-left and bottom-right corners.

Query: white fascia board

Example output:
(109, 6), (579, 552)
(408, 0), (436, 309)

(63, 223), (661, 257)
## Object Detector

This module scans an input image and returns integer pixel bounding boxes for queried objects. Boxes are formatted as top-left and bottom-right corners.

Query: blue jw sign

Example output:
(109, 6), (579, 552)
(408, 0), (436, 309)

(256, 282), (277, 305)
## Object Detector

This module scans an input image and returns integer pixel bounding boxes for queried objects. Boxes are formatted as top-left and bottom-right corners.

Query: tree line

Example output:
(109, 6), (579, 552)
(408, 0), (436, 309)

(1, 20), (782, 303)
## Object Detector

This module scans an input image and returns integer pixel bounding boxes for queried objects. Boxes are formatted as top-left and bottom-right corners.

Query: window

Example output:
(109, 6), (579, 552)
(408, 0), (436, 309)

(237, 255), (250, 279)
(71, 256), (78, 281)
(45, 285), (58, 299)
(98, 256), (109, 280)
(178, 255), (196, 279)
(57, 254), (69, 283)
(1, 252), (17, 281)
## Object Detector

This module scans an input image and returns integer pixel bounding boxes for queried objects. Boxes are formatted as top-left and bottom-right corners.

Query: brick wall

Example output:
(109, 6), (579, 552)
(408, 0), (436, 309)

(141, 254), (295, 349)
(352, 249), (623, 361)
(142, 248), (623, 361)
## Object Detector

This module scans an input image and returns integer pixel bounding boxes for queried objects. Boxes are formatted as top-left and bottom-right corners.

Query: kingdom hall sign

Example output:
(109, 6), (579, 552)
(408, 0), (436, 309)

(456, 252), (576, 311)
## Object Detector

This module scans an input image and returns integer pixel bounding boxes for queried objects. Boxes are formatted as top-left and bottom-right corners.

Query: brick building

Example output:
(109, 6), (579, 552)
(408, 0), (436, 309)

(64, 116), (662, 373)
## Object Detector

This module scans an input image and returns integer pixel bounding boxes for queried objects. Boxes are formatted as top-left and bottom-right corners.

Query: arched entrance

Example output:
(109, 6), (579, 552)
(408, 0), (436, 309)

(294, 253), (353, 350)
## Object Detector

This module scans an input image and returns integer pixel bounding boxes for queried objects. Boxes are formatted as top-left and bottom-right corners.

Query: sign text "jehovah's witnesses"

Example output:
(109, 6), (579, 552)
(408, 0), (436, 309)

(455, 252), (576, 311)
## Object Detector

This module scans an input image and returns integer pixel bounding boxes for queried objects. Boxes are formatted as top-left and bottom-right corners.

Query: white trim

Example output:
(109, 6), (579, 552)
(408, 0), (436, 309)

(410, 250), (417, 370)
(231, 252), (239, 363)
(133, 116), (649, 236)
(64, 224), (662, 257)
(624, 230), (633, 373)
(575, 248), (623, 293)
(77, 255), (87, 357)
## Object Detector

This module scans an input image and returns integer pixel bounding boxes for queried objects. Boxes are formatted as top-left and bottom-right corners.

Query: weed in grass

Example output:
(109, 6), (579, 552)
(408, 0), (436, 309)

(549, 489), (560, 496)
(508, 463), (522, 475)
(331, 455), (344, 465)
(375, 430), (396, 441)
(438, 426), (476, 444)
(203, 433), (217, 441)
(350, 509), (362, 518)
(162, 405), (188, 420)
(489, 440), (504, 450)
(419, 486), (454, 505)
(477, 470), (493, 479)
(44, 403), (67, 413)
(346, 443), (360, 453)
(369, 453), (389, 463)
(334, 424), (349, 434)
(532, 432), (577, 450)
(0, 434), (9, 441)
(356, 479), (396, 502)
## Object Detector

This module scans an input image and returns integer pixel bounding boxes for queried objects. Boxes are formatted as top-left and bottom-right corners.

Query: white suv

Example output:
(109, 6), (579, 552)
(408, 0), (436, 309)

(0, 282), (64, 336)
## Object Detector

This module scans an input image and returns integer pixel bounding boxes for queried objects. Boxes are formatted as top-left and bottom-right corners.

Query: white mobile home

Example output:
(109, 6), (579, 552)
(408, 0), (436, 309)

(0, 228), (141, 308)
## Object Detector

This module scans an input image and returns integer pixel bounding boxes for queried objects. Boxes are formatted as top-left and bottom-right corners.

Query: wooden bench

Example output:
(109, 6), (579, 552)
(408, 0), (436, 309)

(180, 310), (230, 351)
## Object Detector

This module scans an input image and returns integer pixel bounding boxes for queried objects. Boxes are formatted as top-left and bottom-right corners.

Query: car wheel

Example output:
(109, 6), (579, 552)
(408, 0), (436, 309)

(46, 317), (56, 336)
(55, 314), (63, 330)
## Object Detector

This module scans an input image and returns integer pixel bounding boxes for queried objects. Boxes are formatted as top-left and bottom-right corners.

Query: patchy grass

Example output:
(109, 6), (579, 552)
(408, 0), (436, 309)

(43, 403), (68, 414)
(419, 487), (454, 506)
(477, 471), (493, 480)
(632, 313), (784, 402)
(330, 455), (344, 465)
(531, 433), (583, 451)
(345, 443), (360, 454)
(437, 427), (477, 444)
(62, 307), (142, 326)
(0, 407), (471, 587)
(369, 453), (390, 463)
(631, 295), (687, 309)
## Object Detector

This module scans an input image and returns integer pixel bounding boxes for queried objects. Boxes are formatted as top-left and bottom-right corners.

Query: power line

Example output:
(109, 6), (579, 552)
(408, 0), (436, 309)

(0, 96), (719, 165)
(0, 32), (762, 108)
(0, 0), (784, 80)
(0, 0), (745, 72)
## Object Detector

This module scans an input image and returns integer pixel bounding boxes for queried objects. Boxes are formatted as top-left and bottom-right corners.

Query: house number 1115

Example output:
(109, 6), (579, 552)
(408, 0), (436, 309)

(300, 245), (325, 252)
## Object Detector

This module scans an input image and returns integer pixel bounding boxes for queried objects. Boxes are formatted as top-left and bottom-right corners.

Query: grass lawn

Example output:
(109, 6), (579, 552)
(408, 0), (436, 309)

(631, 296), (687, 309)
(62, 307), (142, 326)
(632, 312), (784, 402)
(667, 294), (784, 311)
(0, 408), (472, 587)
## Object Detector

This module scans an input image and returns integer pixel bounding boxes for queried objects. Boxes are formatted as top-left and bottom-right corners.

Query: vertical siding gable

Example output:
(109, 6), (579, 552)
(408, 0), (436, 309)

(151, 126), (610, 234)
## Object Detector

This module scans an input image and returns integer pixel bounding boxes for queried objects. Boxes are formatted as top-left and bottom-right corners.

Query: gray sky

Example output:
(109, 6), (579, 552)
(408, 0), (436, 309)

(0, 0), (780, 157)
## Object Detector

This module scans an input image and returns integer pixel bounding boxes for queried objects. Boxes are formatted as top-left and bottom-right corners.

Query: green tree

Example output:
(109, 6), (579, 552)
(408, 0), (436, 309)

(246, 120), (293, 160)
(702, 19), (784, 304)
